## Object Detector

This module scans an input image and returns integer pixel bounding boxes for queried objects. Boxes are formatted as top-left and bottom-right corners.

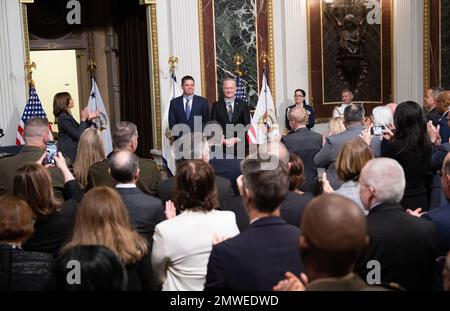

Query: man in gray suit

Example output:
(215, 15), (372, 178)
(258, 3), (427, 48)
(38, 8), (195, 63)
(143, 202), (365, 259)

(282, 107), (322, 194)
(314, 104), (365, 190)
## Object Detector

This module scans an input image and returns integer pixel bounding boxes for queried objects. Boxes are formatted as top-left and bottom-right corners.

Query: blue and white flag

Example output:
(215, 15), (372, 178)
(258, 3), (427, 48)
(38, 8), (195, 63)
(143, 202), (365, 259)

(162, 71), (182, 175)
(88, 78), (113, 156)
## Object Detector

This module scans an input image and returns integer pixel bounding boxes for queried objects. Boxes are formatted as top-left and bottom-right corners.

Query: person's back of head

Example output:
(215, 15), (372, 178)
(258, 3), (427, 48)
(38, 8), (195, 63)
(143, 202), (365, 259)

(172, 133), (210, 166)
(54, 245), (127, 291)
(437, 91), (450, 114)
(109, 151), (139, 184)
(258, 141), (290, 165)
(288, 107), (308, 128)
(393, 101), (428, 151)
(74, 129), (105, 188)
(288, 153), (305, 191)
(343, 104), (364, 126)
(0, 196), (34, 245)
(336, 138), (373, 182)
(359, 158), (405, 210)
(174, 160), (219, 213)
(23, 117), (50, 148)
(13, 163), (60, 218)
(240, 155), (289, 213)
(112, 121), (138, 152)
(63, 187), (147, 266)
(328, 117), (346, 136)
(300, 194), (368, 279)
(372, 106), (393, 128)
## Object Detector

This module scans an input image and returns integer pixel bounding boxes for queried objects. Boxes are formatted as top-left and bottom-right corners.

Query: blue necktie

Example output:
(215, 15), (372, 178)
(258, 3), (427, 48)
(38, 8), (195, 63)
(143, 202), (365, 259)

(185, 97), (191, 120)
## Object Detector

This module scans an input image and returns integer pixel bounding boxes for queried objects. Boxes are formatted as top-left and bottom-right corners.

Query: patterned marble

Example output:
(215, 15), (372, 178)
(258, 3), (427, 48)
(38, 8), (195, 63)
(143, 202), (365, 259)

(214, 0), (257, 107)
(442, 0), (450, 89)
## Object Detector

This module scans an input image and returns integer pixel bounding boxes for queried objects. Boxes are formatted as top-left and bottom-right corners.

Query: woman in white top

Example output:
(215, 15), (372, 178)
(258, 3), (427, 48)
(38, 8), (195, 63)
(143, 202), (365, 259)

(152, 160), (239, 291)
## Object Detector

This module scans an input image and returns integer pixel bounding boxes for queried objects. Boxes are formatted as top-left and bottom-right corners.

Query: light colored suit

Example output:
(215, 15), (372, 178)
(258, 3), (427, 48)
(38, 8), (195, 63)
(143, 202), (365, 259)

(151, 210), (239, 291)
(314, 124), (365, 189)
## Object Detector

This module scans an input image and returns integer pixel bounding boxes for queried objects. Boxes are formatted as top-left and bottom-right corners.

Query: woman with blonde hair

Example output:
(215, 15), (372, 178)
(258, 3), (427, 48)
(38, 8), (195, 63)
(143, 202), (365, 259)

(328, 117), (346, 136)
(73, 128), (105, 189)
(322, 138), (374, 213)
(62, 187), (155, 291)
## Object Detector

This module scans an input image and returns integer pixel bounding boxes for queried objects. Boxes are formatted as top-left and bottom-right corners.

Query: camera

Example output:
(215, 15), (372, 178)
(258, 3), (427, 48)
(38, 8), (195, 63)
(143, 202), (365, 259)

(43, 141), (58, 165)
(371, 125), (385, 136)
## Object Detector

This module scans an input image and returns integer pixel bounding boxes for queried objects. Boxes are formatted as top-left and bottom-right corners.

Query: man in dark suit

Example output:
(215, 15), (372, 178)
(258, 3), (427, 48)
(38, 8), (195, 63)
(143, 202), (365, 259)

(110, 150), (165, 248)
(87, 121), (160, 197)
(314, 104), (365, 190)
(0, 117), (66, 198)
(356, 158), (439, 291)
(204, 155), (304, 291)
(169, 75), (209, 137)
(274, 194), (378, 291)
(211, 78), (250, 157)
(425, 87), (444, 125)
(282, 107), (322, 194)
(158, 133), (233, 204)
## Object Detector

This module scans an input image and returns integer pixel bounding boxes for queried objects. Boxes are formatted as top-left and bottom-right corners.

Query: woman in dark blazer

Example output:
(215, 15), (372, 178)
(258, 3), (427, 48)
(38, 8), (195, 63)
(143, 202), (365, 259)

(285, 89), (315, 131)
(53, 92), (99, 162)
(380, 101), (432, 211)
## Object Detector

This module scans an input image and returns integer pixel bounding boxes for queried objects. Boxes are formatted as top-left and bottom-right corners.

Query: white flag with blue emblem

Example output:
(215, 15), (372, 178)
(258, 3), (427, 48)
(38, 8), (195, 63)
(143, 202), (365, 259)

(162, 71), (181, 175)
(88, 78), (113, 156)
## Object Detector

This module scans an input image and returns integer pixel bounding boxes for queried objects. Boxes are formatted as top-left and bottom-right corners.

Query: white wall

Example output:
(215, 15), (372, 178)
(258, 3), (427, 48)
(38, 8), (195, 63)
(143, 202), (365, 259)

(157, 0), (202, 119)
(0, 0), (27, 146)
(273, 0), (310, 129)
(393, 0), (424, 105)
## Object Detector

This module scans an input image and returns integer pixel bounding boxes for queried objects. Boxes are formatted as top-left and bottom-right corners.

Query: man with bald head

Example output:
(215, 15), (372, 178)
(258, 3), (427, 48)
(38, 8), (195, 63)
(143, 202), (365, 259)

(356, 158), (438, 290)
(0, 117), (66, 198)
(282, 107), (322, 194)
(110, 150), (165, 246)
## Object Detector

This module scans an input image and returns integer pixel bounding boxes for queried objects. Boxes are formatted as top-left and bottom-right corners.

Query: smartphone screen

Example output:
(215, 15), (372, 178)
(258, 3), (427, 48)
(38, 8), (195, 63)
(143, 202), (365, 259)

(371, 126), (385, 136)
(44, 141), (58, 166)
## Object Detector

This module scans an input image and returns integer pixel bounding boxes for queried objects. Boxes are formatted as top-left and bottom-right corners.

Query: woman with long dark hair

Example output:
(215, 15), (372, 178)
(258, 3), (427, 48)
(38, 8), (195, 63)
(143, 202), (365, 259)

(380, 101), (432, 210)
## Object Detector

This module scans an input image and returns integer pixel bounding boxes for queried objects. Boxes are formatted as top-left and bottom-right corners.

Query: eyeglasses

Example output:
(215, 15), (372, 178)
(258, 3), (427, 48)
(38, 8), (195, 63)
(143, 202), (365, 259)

(294, 95), (304, 98)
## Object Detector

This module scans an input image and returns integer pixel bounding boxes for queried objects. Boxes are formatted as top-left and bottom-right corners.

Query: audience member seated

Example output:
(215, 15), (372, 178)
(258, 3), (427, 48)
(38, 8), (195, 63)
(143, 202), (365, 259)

(280, 153), (314, 227)
(204, 155), (304, 291)
(110, 151), (165, 248)
(53, 245), (127, 291)
(322, 138), (373, 213)
(73, 128), (105, 190)
(62, 187), (155, 290)
(380, 101), (432, 210)
(315, 104), (365, 190)
(0, 196), (54, 291)
(152, 160), (239, 291)
(159, 133), (233, 205)
(14, 153), (82, 255)
(0, 117), (66, 198)
(407, 153), (450, 256)
(356, 158), (439, 290)
(87, 121), (160, 197)
(282, 107), (322, 195)
(274, 194), (378, 291)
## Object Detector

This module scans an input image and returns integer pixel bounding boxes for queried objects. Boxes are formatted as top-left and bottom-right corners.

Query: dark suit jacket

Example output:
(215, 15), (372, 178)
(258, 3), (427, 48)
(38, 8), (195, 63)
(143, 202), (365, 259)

(422, 202), (450, 256)
(219, 196), (250, 232)
(314, 124), (365, 190)
(280, 191), (314, 228)
(211, 98), (250, 135)
(169, 95), (209, 135)
(158, 175), (233, 205)
(355, 202), (439, 291)
(204, 216), (304, 291)
(23, 180), (82, 256)
(427, 107), (441, 126)
(0, 145), (66, 198)
(57, 112), (91, 162)
(87, 157), (161, 197)
(282, 127), (322, 194)
(116, 187), (165, 248)
(285, 104), (315, 130)
(209, 157), (242, 196)
(439, 111), (450, 144)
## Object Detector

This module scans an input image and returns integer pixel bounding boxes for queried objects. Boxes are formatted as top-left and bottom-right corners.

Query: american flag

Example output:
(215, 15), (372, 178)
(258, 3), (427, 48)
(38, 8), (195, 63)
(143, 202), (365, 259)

(16, 85), (48, 145)
(235, 75), (248, 103)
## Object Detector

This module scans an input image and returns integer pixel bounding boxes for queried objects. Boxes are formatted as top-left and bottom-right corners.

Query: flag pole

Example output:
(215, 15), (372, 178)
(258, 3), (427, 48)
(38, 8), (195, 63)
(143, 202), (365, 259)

(169, 56), (179, 99)
(261, 52), (270, 143)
